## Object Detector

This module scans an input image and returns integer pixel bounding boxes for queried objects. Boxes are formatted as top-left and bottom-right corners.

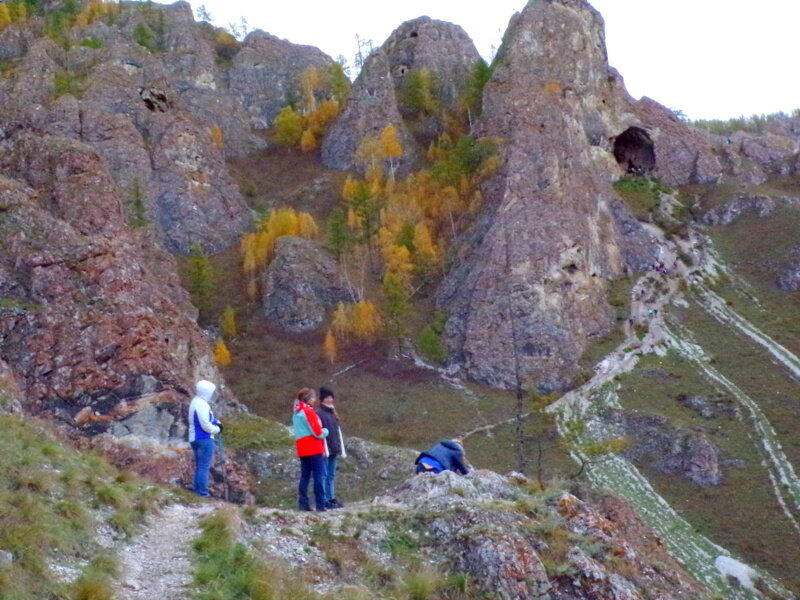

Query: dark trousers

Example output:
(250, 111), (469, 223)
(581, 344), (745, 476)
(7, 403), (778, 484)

(298, 453), (326, 510)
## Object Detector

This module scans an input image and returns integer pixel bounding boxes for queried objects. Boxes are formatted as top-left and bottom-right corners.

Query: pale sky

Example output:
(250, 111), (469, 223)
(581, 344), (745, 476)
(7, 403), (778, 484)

(181, 0), (799, 121)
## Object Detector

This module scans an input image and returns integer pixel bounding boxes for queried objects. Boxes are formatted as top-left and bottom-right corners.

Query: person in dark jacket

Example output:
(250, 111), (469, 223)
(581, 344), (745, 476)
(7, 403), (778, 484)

(414, 439), (469, 475)
(292, 387), (328, 511)
(317, 387), (345, 509)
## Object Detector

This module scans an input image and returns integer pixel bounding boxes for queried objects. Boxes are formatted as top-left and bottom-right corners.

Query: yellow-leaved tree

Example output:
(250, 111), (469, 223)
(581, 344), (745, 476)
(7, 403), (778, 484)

(240, 207), (318, 301)
(379, 125), (403, 179)
(0, 4), (12, 28)
(220, 306), (237, 340)
(323, 329), (337, 363)
(299, 66), (320, 115)
(273, 105), (303, 148)
(300, 129), (317, 153)
(74, 0), (120, 28)
(214, 339), (232, 368)
(210, 125), (224, 149)
(330, 300), (382, 348)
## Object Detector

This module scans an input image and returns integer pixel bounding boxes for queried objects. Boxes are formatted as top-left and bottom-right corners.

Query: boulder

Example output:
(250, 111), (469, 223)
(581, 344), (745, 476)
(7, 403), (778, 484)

(776, 263), (800, 292)
(599, 409), (722, 486)
(261, 236), (351, 333)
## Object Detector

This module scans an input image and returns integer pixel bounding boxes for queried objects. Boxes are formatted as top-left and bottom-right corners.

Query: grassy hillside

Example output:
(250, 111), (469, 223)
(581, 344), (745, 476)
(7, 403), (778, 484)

(0, 414), (175, 600)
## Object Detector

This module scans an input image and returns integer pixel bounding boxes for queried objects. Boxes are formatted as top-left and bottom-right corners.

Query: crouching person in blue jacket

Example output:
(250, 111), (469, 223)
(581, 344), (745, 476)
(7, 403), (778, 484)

(415, 439), (469, 475)
(188, 379), (223, 496)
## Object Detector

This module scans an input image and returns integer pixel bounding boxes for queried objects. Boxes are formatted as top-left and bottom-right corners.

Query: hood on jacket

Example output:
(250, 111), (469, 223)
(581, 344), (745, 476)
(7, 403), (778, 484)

(195, 380), (217, 402)
(440, 440), (463, 452)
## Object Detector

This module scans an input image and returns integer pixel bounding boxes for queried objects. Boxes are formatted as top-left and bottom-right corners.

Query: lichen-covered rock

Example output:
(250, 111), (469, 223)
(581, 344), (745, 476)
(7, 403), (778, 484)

(261, 236), (351, 333)
(321, 50), (422, 176)
(437, 0), (659, 391)
(229, 30), (337, 129)
(243, 471), (703, 599)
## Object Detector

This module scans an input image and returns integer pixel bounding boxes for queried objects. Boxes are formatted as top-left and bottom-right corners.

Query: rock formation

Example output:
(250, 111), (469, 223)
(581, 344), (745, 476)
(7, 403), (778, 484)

(437, 0), (660, 391)
(383, 16), (481, 110)
(0, 148), (237, 438)
(243, 471), (703, 599)
(261, 236), (350, 333)
(229, 30), (337, 129)
(599, 409), (722, 486)
(0, 1), (341, 255)
(322, 16), (483, 175)
(321, 50), (422, 176)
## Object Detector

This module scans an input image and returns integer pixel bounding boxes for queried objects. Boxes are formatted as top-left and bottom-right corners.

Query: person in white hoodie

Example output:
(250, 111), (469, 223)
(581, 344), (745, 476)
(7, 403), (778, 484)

(188, 379), (222, 497)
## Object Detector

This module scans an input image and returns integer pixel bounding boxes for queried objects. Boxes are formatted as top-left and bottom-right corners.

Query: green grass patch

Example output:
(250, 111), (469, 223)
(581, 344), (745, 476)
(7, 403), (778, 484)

(0, 414), (169, 600)
(706, 203), (800, 356)
(192, 507), (317, 600)
(612, 176), (663, 221)
(79, 36), (103, 49)
(224, 412), (292, 452)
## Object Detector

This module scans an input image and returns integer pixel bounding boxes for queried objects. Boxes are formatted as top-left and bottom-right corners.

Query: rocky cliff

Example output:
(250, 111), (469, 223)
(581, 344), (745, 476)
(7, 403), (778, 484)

(0, 0), (336, 443)
(437, 0), (659, 391)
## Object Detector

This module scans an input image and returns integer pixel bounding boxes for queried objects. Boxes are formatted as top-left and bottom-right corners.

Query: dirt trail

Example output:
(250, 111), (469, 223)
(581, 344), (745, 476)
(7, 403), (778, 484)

(113, 502), (220, 600)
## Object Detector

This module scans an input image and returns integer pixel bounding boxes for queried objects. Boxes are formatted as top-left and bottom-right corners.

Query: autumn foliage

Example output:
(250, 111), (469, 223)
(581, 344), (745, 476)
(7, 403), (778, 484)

(240, 207), (319, 300)
(214, 339), (232, 368)
(322, 129), (499, 359)
(272, 65), (348, 151)
(73, 0), (120, 28)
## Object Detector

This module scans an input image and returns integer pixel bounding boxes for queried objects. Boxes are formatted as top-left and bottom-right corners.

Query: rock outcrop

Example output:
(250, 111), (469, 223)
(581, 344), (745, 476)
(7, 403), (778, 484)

(0, 158), (235, 437)
(630, 96), (722, 186)
(383, 16), (481, 110)
(599, 409), (723, 486)
(0, 2), (255, 254)
(437, 0), (660, 391)
(244, 471), (703, 599)
(0, 1), (341, 255)
(321, 50), (422, 176)
(261, 236), (350, 333)
(229, 30), (337, 129)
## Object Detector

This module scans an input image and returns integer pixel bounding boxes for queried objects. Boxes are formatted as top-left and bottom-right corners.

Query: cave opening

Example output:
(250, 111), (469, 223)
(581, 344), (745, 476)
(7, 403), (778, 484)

(612, 126), (655, 175)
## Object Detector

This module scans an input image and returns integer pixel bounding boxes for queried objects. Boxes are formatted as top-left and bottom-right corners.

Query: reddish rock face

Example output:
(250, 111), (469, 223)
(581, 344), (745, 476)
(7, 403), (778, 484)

(0, 145), (227, 434)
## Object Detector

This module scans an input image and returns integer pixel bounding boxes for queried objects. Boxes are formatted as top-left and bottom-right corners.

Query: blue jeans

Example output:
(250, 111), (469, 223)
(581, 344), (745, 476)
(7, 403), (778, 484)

(324, 456), (337, 503)
(298, 454), (326, 510)
(191, 438), (215, 496)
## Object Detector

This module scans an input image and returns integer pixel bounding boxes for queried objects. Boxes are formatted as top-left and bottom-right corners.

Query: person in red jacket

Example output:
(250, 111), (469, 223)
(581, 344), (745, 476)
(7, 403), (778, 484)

(292, 387), (329, 511)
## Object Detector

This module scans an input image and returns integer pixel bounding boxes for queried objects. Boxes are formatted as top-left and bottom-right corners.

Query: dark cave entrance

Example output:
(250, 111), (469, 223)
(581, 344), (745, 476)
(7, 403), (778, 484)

(612, 126), (655, 175)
